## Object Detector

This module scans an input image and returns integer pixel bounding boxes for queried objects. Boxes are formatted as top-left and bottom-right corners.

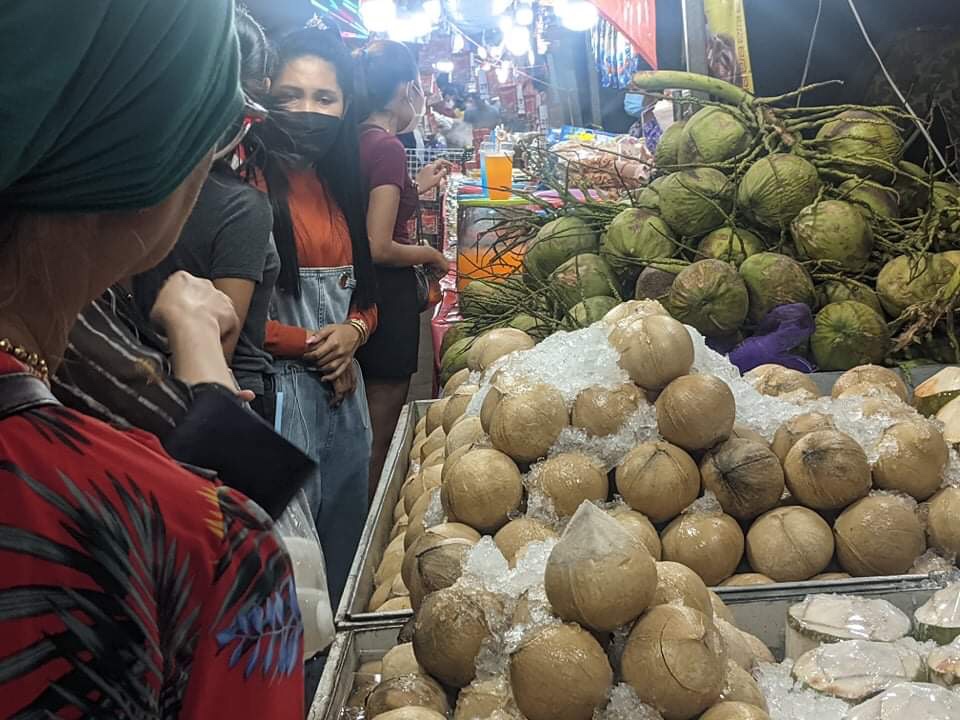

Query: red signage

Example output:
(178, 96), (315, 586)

(592, 0), (657, 69)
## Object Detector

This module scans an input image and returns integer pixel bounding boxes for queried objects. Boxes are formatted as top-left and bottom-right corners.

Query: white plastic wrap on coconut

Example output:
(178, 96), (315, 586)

(791, 639), (924, 702)
(784, 594), (912, 660)
(928, 637), (960, 687)
(915, 581), (960, 644)
(844, 681), (960, 719)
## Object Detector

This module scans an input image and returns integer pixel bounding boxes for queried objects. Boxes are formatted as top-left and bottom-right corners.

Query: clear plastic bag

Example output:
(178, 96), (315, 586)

(276, 490), (335, 658)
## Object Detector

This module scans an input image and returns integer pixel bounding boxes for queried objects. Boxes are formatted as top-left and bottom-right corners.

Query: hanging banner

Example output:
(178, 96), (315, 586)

(590, 0), (657, 70)
(703, 0), (753, 92)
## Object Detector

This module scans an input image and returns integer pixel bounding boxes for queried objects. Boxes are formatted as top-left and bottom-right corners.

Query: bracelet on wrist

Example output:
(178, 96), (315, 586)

(348, 319), (369, 346)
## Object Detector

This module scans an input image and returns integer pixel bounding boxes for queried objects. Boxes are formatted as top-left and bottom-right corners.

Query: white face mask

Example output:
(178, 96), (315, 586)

(401, 83), (425, 134)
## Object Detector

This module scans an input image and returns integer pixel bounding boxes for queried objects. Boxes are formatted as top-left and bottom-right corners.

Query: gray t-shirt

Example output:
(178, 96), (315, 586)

(135, 171), (278, 396)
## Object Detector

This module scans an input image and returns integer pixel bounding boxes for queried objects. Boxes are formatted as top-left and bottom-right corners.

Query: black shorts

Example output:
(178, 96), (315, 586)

(357, 265), (421, 380)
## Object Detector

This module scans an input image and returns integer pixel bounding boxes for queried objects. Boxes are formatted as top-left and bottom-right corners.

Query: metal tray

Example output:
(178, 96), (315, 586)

(307, 622), (406, 720)
(336, 400), (435, 627)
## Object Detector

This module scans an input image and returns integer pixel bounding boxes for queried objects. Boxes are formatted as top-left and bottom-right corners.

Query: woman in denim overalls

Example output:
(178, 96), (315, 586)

(247, 28), (378, 612)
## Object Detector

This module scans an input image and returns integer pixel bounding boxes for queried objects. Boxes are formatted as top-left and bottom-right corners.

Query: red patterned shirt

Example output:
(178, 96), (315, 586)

(0, 355), (304, 719)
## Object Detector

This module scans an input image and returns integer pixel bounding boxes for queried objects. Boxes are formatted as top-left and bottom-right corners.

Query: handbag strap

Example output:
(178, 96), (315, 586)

(0, 372), (59, 421)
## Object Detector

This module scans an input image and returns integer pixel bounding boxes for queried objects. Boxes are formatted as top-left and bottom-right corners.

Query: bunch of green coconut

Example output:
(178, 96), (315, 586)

(448, 70), (960, 376)
(360, 298), (960, 720)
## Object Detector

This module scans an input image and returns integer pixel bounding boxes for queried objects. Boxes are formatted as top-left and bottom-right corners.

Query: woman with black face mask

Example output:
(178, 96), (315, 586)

(244, 27), (378, 613)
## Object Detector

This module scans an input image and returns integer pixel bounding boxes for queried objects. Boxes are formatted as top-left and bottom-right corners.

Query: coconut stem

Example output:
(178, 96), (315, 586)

(629, 71), (753, 107)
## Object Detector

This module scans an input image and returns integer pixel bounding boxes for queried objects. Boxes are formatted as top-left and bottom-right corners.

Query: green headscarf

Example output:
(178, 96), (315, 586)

(0, 0), (243, 213)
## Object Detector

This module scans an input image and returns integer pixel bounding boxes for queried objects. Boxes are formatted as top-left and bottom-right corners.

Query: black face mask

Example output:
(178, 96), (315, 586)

(256, 109), (342, 164)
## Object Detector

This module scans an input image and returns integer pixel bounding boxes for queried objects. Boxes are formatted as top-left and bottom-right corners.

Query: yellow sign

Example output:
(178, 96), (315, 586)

(704, 0), (754, 93)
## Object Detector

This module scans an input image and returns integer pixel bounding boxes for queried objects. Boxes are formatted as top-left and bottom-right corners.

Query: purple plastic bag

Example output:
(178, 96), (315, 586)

(728, 303), (817, 374)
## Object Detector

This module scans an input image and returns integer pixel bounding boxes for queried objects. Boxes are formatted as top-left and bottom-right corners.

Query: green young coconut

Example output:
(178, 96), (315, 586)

(739, 252), (816, 322)
(811, 301), (889, 371)
(523, 216), (598, 284)
(600, 207), (678, 287)
(892, 160), (932, 216)
(440, 337), (474, 384)
(563, 296), (620, 329)
(698, 227), (765, 268)
(815, 110), (903, 179)
(655, 121), (686, 169)
(790, 200), (874, 271)
(932, 182), (960, 237)
(838, 179), (900, 219)
(460, 279), (511, 319)
(737, 154), (821, 229)
(677, 106), (752, 165)
(658, 168), (734, 237)
(636, 176), (666, 213)
(549, 253), (621, 311)
(876, 254), (955, 317)
(816, 279), (884, 316)
(635, 266), (678, 301)
(509, 313), (549, 340)
(668, 259), (749, 336)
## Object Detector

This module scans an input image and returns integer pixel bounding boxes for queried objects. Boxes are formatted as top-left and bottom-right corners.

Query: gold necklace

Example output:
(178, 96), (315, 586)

(0, 338), (49, 383)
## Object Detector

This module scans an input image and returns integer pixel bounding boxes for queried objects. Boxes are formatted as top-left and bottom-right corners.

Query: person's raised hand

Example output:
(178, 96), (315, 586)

(424, 247), (448, 278)
(416, 159), (452, 193)
(151, 271), (240, 342)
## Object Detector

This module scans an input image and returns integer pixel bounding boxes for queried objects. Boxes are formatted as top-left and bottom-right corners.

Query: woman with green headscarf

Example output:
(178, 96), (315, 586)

(0, 1), (305, 717)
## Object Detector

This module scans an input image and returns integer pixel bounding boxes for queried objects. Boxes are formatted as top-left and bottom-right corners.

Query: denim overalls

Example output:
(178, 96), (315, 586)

(270, 266), (372, 610)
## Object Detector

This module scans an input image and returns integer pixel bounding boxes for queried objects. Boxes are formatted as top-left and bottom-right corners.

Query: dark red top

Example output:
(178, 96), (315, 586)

(359, 125), (418, 245)
(0, 355), (304, 719)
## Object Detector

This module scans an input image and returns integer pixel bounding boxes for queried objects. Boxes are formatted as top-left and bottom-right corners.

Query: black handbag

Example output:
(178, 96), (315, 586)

(412, 190), (433, 313)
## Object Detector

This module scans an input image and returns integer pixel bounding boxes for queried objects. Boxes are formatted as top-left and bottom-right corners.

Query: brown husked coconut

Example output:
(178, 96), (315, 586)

(426, 397), (450, 435)
(746, 506), (834, 582)
(535, 453), (609, 518)
(376, 534), (407, 586)
(835, 383), (905, 405)
(700, 701), (771, 720)
(651, 561), (714, 620)
(442, 385), (479, 433)
(609, 506), (662, 559)
(374, 708), (448, 720)
(710, 591), (735, 624)
(410, 436), (427, 467)
(661, 509), (745, 586)
(441, 448), (524, 532)
(490, 384), (569, 463)
(811, 572), (851, 581)
(719, 659), (768, 710)
(872, 419), (948, 500)
(717, 618), (774, 671)
(403, 464), (443, 514)
(394, 498), (408, 522)
(834, 494), (926, 576)
(622, 604), (724, 720)
(510, 623), (613, 720)
(744, 364), (820, 402)
(730, 424), (768, 446)
(615, 441), (701, 523)
(421, 426), (447, 463)
(413, 586), (502, 688)
(571, 383), (643, 436)
(381, 643), (425, 680)
(402, 523), (481, 590)
(374, 596), (412, 612)
(404, 489), (438, 550)
(445, 415), (486, 455)
(783, 430), (871, 510)
(364, 673), (450, 718)
(443, 367), (472, 397)
(415, 415), (428, 436)
(927, 487), (960, 557)
(701, 439), (785, 520)
(831, 364), (909, 402)
(602, 299), (669, 327)
(391, 517), (408, 540)
(657, 375), (737, 452)
(369, 573), (400, 611)
(453, 677), (520, 720)
(719, 573), (775, 587)
(545, 502), (657, 631)
(479, 385), (502, 433)
(610, 315), (695, 390)
(408, 538), (475, 610)
(473, 328), (536, 371)
(771, 413), (837, 464)
(493, 518), (558, 567)
(467, 333), (491, 372)
(347, 674), (377, 708)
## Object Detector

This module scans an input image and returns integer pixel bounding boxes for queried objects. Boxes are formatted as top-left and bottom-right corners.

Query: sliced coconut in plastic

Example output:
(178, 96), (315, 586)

(936, 396), (960, 446)
(845, 681), (960, 719)
(928, 637), (960, 687)
(914, 367), (960, 417)
(915, 581), (960, 644)
(785, 594), (912, 660)
(792, 639), (924, 702)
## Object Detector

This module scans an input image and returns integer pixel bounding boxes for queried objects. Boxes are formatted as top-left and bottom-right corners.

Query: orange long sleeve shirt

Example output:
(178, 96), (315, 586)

(264, 170), (378, 358)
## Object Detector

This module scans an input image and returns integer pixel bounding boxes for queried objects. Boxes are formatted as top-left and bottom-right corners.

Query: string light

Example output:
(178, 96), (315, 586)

(506, 25), (531, 56)
(515, 5), (533, 26)
(360, 0), (395, 33)
(558, 0), (598, 32)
